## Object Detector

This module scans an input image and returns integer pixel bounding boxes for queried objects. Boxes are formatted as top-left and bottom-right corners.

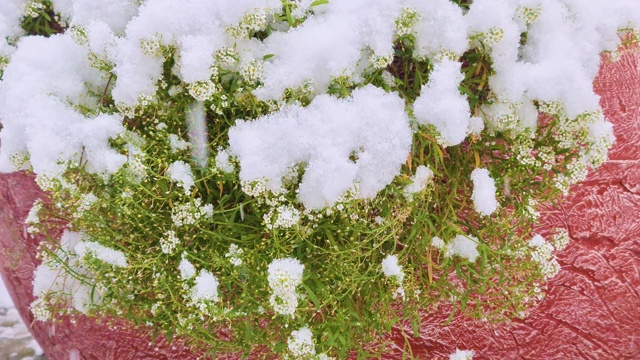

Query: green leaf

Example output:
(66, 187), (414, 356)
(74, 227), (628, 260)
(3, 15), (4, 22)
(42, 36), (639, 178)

(311, 0), (329, 7)
(410, 317), (421, 338)
(303, 284), (320, 309)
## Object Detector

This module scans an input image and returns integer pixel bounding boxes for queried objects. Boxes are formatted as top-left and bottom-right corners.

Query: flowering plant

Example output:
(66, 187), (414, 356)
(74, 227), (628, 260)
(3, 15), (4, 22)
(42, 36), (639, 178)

(1, 0), (639, 358)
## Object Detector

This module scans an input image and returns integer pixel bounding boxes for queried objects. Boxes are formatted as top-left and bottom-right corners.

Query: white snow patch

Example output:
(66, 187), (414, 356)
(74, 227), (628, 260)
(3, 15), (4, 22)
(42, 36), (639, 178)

(470, 168), (498, 216)
(229, 85), (412, 209)
(414, 60), (471, 147)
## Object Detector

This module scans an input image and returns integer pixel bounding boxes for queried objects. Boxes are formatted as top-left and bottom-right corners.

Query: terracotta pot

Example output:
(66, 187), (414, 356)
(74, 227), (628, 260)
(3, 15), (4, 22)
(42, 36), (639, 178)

(1, 50), (639, 359)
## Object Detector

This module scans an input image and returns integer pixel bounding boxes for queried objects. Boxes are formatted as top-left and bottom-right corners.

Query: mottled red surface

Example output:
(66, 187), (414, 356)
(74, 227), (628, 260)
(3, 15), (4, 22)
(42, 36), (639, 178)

(0, 172), (204, 360)
(384, 50), (640, 359)
(1, 50), (639, 359)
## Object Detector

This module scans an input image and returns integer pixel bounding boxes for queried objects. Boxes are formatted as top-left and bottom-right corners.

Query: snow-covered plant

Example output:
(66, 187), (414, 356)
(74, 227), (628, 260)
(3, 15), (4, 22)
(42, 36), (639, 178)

(2, 0), (639, 357)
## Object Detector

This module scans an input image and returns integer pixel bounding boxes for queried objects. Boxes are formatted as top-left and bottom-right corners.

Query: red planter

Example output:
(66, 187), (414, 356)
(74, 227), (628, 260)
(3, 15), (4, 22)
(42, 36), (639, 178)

(1, 50), (639, 359)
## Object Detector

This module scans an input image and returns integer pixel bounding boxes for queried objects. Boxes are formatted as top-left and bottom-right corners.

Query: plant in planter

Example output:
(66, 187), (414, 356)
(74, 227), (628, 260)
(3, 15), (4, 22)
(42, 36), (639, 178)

(1, 0), (639, 359)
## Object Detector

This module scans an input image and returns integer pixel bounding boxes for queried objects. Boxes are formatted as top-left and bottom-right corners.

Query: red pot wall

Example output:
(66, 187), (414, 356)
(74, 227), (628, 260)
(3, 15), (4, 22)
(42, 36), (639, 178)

(1, 50), (639, 359)
(384, 50), (640, 359)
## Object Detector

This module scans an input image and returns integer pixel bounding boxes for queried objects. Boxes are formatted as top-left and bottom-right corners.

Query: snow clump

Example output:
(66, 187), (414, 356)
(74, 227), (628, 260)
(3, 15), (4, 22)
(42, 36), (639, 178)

(470, 168), (498, 216)
(229, 85), (412, 209)
(445, 235), (480, 263)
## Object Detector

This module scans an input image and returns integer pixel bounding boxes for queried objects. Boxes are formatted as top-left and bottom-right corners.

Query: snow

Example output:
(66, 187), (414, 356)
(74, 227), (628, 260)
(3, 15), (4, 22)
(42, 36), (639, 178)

(404, 165), (434, 198)
(75, 241), (128, 267)
(411, 0), (468, 60)
(191, 270), (219, 302)
(255, 0), (401, 100)
(179, 254), (197, 280)
(0, 276), (13, 308)
(0, 34), (127, 177)
(229, 85), (412, 209)
(413, 60), (472, 147)
(0, 0), (27, 59)
(470, 168), (498, 216)
(167, 161), (195, 192)
(0, 277), (45, 358)
(446, 235), (480, 263)
(381, 254), (404, 280)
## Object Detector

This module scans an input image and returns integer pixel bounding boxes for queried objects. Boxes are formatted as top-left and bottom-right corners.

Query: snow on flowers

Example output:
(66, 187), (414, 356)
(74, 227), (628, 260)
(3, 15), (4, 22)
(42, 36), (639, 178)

(1, 0), (639, 357)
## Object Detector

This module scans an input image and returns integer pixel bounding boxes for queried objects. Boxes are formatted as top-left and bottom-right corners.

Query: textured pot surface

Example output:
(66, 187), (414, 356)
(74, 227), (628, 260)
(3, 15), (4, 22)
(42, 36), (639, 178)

(0, 50), (639, 359)
(383, 50), (640, 359)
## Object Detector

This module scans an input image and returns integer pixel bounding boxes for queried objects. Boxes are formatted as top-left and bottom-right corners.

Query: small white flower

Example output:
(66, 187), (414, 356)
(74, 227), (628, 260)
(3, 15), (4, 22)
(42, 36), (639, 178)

(160, 230), (180, 254)
(225, 244), (244, 266)
(267, 258), (304, 315)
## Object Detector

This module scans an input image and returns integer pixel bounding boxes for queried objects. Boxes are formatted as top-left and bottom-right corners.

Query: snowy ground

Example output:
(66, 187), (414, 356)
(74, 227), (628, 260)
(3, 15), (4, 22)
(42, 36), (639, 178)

(0, 277), (46, 360)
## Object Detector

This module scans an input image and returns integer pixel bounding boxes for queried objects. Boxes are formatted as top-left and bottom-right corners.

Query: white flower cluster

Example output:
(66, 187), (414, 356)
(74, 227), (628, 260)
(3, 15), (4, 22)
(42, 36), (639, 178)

(524, 198), (540, 219)
(171, 198), (214, 227)
(25, 199), (43, 234)
(241, 178), (268, 198)
(264, 205), (301, 230)
(240, 60), (264, 85)
(225, 244), (244, 266)
(528, 234), (561, 279)
(267, 257), (304, 316)
(395, 7), (421, 37)
(287, 327), (316, 359)
(30, 299), (51, 322)
(226, 9), (269, 39)
(160, 230), (180, 254)
(24, 1), (44, 19)
(187, 80), (217, 101)
(73, 192), (98, 219)
(126, 146), (148, 182)
(552, 229), (570, 251)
